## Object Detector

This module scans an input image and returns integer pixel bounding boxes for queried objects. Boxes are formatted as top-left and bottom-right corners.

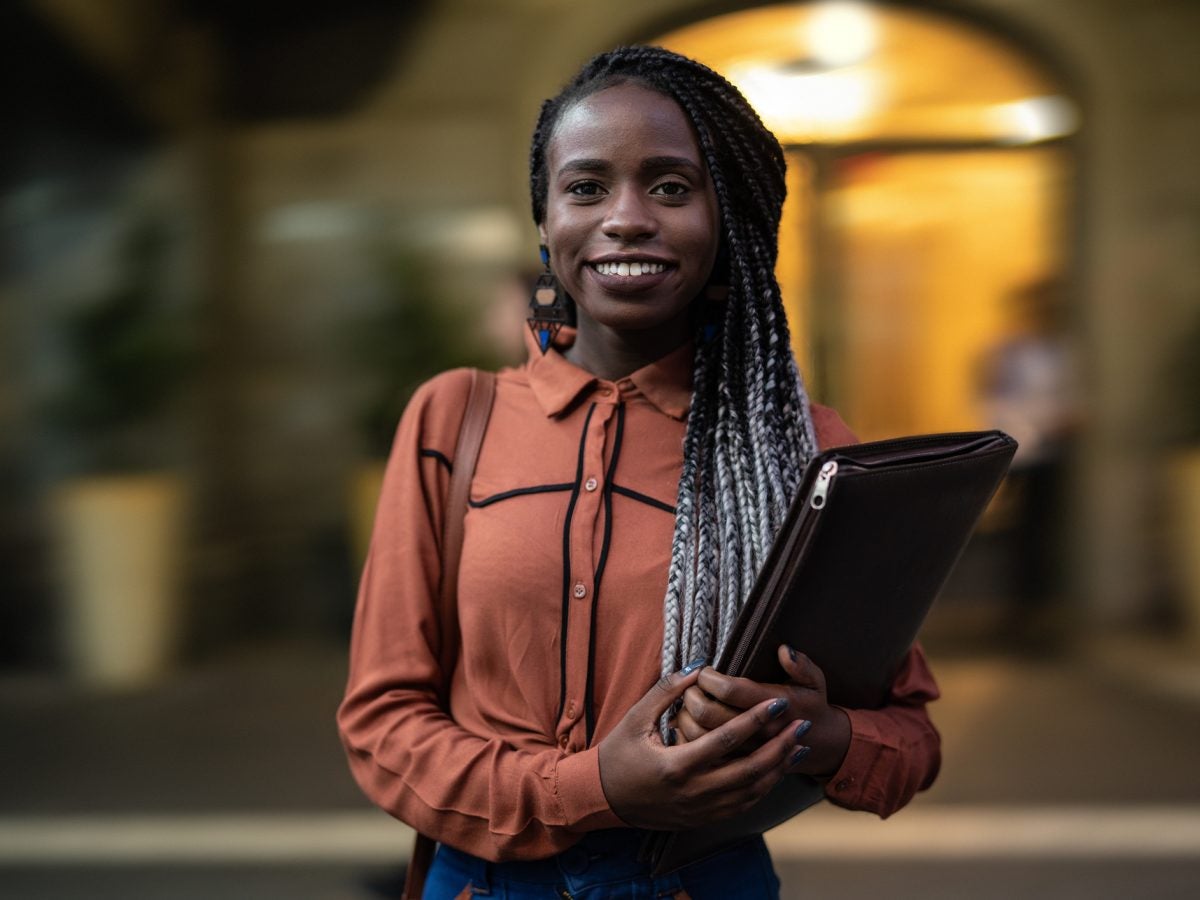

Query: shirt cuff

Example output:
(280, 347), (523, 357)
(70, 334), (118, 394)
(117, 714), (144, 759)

(823, 706), (893, 811)
(554, 747), (625, 832)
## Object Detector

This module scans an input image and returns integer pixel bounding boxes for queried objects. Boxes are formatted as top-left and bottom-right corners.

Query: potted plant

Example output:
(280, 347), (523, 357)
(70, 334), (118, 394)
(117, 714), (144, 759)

(345, 245), (501, 565)
(48, 212), (194, 689)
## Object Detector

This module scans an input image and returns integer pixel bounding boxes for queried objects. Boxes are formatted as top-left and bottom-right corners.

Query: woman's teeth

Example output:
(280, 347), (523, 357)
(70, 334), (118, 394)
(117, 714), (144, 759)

(592, 261), (666, 277)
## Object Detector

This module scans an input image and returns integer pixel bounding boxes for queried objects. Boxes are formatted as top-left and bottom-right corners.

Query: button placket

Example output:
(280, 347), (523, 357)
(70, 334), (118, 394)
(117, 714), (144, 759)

(560, 402), (611, 738)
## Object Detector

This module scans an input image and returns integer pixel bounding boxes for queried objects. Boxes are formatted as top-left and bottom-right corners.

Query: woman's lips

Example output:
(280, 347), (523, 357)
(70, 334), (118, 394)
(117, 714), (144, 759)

(586, 261), (674, 293)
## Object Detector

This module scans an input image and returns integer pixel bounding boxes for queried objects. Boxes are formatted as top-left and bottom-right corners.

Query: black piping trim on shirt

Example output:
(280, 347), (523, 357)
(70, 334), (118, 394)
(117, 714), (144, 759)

(468, 483), (574, 509)
(585, 401), (625, 746)
(557, 402), (596, 725)
(611, 484), (676, 515)
(419, 448), (452, 473)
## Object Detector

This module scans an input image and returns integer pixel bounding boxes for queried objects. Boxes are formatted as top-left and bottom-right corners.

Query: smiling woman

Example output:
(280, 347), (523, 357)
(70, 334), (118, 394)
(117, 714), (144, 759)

(338, 46), (941, 900)
(539, 84), (720, 379)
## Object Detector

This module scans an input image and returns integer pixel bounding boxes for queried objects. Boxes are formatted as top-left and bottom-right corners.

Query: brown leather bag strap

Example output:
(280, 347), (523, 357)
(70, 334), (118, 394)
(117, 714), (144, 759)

(436, 368), (495, 694)
(403, 368), (495, 900)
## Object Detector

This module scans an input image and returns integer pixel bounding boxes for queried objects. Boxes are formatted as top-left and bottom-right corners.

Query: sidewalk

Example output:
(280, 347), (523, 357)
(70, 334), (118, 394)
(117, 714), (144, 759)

(2, 637), (1198, 898)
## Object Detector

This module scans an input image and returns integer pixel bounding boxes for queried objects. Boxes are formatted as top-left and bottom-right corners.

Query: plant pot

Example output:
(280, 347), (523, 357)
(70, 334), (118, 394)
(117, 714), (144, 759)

(53, 473), (187, 689)
(1168, 448), (1200, 646)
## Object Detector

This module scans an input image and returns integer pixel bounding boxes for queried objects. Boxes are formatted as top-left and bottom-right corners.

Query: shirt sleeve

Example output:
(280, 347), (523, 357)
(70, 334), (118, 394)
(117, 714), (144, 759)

(336, 370), (621, 863)
(823, 643), (942, 817)
(810, 403), (944, 817)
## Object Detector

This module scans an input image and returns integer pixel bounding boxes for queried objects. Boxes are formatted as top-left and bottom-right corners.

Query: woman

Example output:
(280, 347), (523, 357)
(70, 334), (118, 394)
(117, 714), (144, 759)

(338, 46), (940, 899)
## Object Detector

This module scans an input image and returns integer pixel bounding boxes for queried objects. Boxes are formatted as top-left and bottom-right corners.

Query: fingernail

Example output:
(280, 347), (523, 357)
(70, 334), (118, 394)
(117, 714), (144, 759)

(680, 658), (706, 676)
(794, 720), (812, 740)
(786, 645), (798, 663)
(671, 698), (683, 715)
(767, 698), (789, 719)
(667, 727), (677, 746)
(790, 745), (812, 766)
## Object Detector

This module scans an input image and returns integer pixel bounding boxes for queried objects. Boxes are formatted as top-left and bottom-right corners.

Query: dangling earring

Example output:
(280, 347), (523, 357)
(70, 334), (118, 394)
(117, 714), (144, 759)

(527, 244), (571, 354)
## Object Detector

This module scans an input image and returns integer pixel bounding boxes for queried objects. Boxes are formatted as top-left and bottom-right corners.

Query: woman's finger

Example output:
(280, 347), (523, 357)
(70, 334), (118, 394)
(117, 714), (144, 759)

(704, 714), (798, 803)
(674, 706), (709, 743)
(695, 668), (776, 711)
(681, 683), (740, 732)
(676, 695), (791, 767)
(778, 645), (827, 693)
(629, 658), (709, 728)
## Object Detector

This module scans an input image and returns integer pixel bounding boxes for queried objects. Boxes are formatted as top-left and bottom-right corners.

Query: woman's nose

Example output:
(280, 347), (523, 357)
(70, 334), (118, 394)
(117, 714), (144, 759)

(602, 187), (657, 242)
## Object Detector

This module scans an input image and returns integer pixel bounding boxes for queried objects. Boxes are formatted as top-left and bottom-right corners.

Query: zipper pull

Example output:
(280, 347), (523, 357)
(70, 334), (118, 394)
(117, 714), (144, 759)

(809, 460), (838, 509)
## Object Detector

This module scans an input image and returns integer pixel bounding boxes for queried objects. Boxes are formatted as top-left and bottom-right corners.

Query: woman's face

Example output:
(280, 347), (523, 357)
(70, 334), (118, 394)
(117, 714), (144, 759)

(539, 83), (720, 344)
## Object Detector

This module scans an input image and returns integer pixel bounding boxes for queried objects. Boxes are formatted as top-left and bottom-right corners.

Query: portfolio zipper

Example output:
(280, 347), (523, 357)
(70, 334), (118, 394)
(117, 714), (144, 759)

(724, 460), (837, 673)
(809, 460), (838, 509)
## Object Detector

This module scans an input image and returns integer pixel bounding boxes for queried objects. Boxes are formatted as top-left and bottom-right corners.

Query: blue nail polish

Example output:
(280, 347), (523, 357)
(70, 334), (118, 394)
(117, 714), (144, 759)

(791, 746), (812, 766)
(680, 658), (706, 676)
(794, 720), (812, 740)
(667, 728), (677, 746)
(787, 645), (798, 663)
(767, 698), (789, 719)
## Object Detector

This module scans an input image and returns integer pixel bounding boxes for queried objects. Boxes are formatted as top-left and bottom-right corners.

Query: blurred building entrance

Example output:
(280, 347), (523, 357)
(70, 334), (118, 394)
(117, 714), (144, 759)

(657, 1), (1078, 441)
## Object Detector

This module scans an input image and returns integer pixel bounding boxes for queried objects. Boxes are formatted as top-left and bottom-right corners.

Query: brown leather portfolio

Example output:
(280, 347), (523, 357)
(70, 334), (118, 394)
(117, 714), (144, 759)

(642, 430), (1018, 876)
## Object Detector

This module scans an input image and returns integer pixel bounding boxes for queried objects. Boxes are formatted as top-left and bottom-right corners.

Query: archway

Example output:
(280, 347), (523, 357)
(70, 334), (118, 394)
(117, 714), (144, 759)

(656, 1), (1078, 441)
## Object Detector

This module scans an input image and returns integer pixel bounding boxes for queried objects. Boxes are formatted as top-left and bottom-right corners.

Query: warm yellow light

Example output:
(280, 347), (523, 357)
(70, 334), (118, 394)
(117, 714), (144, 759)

(991, 95), (1080, 144)
(731, 64), (881, 140)
(806, 1), (880, 67)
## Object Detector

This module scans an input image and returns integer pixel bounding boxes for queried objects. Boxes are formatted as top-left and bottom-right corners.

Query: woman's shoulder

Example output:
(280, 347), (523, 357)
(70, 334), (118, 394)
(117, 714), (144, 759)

(399, 368), (491, 449)
(809, 402), (859, 449)
(403, 364), (525, 445)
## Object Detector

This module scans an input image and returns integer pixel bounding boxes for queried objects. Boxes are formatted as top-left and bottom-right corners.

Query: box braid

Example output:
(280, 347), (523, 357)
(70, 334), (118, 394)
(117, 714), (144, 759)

(530, 46), (820, 686)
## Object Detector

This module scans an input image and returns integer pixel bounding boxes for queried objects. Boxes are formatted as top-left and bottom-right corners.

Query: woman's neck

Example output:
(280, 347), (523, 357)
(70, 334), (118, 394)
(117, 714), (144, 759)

(564, 313), (692, 381)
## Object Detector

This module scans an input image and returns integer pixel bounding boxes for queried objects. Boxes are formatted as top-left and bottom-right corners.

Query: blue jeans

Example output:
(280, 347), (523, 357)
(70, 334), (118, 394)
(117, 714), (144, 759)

(422, 828), (780, 899)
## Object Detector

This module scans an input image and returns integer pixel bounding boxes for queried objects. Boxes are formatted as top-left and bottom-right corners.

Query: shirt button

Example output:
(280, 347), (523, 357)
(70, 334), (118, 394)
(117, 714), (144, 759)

(836, 779), (852, 792)
(566, 700), (577, 719)
(572, 582), (587, 599)
(559, 733), (570, 749)
(598, 386), (613, 397)
(584, 477), (598, 492)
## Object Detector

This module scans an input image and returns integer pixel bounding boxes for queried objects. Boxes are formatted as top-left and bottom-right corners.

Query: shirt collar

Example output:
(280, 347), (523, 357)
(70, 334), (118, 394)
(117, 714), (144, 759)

(524, 326), (694, 421)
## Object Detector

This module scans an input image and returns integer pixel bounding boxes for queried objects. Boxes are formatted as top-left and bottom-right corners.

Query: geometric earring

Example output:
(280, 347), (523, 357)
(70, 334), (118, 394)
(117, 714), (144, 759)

(526, 244), (572, 354)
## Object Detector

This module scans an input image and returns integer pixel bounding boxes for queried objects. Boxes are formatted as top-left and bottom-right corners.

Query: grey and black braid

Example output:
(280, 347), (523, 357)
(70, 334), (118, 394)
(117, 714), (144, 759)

(529, 45), (820, 684)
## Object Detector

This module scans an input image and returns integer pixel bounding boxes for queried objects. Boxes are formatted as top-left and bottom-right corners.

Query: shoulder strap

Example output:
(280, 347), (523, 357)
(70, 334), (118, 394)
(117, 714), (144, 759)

(436, 368), (495, 691)
(404, 368), (494, 900)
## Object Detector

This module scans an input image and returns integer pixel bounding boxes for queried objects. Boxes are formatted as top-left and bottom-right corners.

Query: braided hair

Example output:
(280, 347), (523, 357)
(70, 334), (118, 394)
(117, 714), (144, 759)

(530, 46), (820, 680)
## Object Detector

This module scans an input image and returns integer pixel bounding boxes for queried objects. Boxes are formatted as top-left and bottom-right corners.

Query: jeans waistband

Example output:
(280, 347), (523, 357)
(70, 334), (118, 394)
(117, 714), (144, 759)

(439, 828), (656, 887)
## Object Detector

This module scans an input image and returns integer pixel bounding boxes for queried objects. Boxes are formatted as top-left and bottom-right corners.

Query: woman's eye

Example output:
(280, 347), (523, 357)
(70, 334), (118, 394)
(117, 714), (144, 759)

(567, 181), (604, 197)
(652, 181), (690, 197)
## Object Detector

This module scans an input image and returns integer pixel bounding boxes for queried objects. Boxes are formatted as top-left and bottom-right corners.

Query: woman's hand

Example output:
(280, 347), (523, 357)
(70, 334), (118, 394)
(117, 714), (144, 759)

(674, 646), (852, 778)
(596, 660), (807, 830)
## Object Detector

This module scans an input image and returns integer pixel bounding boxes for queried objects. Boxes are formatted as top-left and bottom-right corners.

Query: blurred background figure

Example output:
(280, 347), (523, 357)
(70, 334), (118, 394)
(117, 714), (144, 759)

(977, 278), (1081, 650)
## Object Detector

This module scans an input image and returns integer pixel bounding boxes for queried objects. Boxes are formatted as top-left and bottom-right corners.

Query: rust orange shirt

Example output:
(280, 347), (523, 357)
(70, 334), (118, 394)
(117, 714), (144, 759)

(338, 331), (941, 861)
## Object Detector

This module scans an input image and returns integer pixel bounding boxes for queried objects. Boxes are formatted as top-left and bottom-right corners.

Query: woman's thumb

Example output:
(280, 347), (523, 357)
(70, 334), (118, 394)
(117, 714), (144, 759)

(639, 657), (707, 719)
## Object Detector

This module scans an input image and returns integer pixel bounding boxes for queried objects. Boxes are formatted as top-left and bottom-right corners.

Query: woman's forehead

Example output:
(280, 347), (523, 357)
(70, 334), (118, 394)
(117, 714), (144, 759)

(547, 83), (704, 171)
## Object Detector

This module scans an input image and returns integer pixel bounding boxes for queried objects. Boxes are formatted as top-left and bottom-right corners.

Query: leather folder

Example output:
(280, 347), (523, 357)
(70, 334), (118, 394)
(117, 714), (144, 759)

(642, 430), (1018, 875)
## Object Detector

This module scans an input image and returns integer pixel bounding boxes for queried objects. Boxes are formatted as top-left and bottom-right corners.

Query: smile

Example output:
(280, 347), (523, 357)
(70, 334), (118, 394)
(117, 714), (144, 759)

(590, 261), (668, 277)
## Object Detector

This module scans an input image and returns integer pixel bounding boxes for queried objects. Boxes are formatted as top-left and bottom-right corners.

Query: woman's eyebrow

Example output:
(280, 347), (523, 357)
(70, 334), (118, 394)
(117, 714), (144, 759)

(640, 156), (703, 176)
(557, 158), (610, 177)
(556, 156), (704, 177)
